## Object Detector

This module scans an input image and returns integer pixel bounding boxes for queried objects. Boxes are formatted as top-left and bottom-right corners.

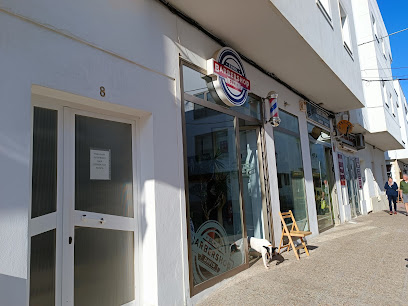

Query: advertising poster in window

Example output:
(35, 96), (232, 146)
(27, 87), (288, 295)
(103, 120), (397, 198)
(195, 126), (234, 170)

(355, 157), (363, 189)
(338, 153), (346, 186)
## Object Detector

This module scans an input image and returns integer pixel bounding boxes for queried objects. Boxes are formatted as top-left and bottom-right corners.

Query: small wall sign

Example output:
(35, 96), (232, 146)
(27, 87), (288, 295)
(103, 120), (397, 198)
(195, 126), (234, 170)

(306, 103), (330, 129)
(337, 120), (353, 135)
(90, 149), (111, 180)
(206, 47), (250, 107)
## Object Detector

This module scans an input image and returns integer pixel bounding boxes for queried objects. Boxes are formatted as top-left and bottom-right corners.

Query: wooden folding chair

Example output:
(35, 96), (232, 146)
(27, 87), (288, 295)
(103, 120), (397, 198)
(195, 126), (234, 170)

(278, 210), (312, 260)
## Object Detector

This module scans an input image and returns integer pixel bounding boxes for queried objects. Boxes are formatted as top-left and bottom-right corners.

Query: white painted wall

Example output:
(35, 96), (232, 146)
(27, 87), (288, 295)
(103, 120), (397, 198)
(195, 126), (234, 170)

(356, 144), (387, 213)
(333, 141), (389, 217)
(0, 1), (185, 304)
(386, 81), (408, 161)
(270, 0), (364, 107)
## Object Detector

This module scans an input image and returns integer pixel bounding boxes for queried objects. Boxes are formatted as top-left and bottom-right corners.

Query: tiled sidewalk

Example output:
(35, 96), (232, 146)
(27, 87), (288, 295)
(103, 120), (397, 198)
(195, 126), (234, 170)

(198, 205), (408, 305)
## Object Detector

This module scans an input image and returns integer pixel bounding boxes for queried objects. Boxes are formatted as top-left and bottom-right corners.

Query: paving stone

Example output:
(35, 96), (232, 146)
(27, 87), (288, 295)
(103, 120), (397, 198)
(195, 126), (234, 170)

(197, 205), (408, 306)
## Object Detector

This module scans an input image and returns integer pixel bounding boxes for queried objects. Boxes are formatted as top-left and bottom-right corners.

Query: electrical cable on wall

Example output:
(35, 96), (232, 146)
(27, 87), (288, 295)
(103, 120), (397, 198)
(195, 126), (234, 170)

(363, 78), (408, 82)
(362, 66), (408, 71)
(358, 27), (408, 46)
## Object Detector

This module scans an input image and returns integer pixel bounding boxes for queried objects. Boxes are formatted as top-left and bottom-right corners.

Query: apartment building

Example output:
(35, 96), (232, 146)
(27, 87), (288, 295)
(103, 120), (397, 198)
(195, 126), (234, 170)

(345, 0), (405, 215)
(0, 0), (396, 305)
(386, 81), (408, 183)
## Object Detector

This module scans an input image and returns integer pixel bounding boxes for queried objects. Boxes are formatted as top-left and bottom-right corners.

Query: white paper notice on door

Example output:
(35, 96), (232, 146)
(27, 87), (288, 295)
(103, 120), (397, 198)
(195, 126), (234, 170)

(90, 149), (111, 180)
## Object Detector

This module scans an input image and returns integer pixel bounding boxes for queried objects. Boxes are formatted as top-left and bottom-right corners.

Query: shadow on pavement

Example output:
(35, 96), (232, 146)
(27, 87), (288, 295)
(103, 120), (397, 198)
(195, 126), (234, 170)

(307, 245), (318, 251)
(272, 253), (286, 265)
(382, 209), (407, 215)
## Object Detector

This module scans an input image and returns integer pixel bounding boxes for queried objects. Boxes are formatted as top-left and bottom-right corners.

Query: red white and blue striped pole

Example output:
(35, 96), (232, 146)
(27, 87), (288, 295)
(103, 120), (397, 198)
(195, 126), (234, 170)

(265, 91), (281, 126)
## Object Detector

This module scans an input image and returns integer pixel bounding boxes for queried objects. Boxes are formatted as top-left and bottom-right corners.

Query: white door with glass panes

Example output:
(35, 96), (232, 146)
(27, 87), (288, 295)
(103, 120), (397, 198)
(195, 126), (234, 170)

(29, 104), (138, 306)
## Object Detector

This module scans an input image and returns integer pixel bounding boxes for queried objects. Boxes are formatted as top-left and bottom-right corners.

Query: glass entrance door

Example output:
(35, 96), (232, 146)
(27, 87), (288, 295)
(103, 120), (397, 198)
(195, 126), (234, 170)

(62, 109), (137, 306)
(239, 126), (264, 239)
(345, 156), (360, 218)
(274, 111), (309, 231)
(308, 123), (335, 232)
(351, 159), (361, 217)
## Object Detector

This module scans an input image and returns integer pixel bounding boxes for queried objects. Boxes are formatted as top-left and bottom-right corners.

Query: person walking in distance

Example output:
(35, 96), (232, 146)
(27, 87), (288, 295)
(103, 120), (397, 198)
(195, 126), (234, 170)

(385, 177), (398, 215)
(400, 174), (408, 216)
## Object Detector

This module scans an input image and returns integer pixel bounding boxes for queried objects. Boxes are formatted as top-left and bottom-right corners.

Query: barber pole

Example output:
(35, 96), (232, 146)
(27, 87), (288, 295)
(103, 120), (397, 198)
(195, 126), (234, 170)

(265, 91), (281, 126)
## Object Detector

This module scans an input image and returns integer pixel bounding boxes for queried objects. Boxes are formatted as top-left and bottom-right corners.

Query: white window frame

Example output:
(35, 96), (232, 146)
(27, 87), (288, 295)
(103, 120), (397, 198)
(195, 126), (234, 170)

(317, 0), (333, 26)
(372, 14), (379, 43)
(390, 93), (395, 116)
(62, 108), (139, 306)
(382, 81), (388, 108)
(339, 1), (353, 57)
(395, 89), (399, 108)
(28, 101), (64, 306)
(381, 38), (387, 59)
(29, 94), (141, 306)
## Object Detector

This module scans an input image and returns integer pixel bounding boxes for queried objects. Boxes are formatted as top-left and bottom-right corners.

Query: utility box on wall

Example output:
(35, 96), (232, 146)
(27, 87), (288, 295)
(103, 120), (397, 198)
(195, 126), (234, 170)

(355, 134), (365, 150)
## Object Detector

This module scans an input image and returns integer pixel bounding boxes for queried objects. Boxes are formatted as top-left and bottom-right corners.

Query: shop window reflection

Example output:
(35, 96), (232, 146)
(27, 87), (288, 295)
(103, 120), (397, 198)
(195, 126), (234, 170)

(239, 123), (264, 239)
(274, 111), (309, 231)
(184, 101), (245, 286)
(308, 123), (335, 231)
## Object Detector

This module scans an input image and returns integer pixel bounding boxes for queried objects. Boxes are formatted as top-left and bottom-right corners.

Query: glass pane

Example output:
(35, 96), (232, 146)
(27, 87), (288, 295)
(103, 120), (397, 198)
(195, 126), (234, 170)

(344, 157), (361, 217)
(31, 107), (58, 218)
(278, 110), (300, 135)
(183, 65), (261, 120)
(75, 115), (133, 217)
(231, 95), (261, 121)
(184, 101), (245, 286)
(29, 229), (56, 306)
(74, 227), (134, 306)
(274, 128), (309, 231)
(308, 123), (334, 231)
(239, 128), (264, 239)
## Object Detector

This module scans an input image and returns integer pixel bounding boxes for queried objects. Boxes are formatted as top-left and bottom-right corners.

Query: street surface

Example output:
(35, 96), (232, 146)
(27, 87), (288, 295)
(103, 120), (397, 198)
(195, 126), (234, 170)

(198, 204), (408, 305)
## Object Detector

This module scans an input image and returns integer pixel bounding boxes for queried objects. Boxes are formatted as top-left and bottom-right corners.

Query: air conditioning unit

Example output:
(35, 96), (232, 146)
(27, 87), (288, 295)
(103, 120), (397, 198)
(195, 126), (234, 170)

(355, 133), (365, 150)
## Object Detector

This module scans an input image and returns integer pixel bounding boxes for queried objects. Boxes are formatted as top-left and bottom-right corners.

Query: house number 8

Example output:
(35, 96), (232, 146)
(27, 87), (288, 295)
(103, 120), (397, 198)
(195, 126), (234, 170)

(100, 86), (106, 97)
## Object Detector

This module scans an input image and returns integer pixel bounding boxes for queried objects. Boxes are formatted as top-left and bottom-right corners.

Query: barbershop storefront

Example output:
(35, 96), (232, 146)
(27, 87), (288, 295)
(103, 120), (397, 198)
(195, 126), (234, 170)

(180, 50), (271, 294)
(26, 47), (342, 304)
(1, 2), (367, 304)
(180, 47), (343, 296)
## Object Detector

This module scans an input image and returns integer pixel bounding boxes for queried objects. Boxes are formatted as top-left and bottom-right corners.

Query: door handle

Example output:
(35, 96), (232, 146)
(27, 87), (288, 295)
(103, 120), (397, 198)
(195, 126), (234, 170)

(81, 214), (105, 224)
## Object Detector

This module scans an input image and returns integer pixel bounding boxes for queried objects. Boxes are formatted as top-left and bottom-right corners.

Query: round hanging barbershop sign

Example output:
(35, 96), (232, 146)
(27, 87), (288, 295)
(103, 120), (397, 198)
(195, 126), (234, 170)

(206, 47), (251, 107)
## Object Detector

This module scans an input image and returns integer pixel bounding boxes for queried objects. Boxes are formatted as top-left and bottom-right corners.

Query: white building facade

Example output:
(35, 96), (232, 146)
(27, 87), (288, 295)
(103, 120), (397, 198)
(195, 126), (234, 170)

(0, 0), (402, 305)
(386, 81), (408, 183)
(345, 0), (406, 215)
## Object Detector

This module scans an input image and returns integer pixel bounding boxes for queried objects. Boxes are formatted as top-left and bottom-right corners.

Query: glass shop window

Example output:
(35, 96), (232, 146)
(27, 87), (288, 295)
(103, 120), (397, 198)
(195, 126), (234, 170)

(184, 101), (245, 286)
(274, 111), (309, 231)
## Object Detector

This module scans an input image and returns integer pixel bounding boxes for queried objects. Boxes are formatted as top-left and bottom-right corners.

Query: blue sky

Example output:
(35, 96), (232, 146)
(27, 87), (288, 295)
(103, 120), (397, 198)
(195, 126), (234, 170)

(377, 0), (408, 96)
